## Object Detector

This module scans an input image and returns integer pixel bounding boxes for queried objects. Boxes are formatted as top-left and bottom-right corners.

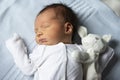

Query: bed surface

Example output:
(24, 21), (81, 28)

(0, 0), (120, 80)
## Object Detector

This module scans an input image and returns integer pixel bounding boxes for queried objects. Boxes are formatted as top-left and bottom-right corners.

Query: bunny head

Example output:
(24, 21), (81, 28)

(78, 26), (111, 53)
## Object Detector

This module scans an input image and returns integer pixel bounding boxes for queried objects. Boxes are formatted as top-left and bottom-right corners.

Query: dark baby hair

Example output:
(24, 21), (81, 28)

(37, 3), (80, 44)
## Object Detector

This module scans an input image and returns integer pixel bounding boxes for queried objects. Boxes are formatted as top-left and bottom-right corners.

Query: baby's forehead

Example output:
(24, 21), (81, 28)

(39, 7), (65, 18)
(36, 9), (57, 20)
(39, 9), (58, 19)
(39, 5), (65, 14)
(37, 8), (65, 23)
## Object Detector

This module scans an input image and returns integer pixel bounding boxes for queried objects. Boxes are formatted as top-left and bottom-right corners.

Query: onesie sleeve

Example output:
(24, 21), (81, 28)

(5, 33), (35, 76)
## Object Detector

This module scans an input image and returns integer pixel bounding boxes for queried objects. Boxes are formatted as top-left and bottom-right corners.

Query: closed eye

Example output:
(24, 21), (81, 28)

(42, 23), (50, 28)
(43, 25), (50, 28)
(43, 24), (51, 28)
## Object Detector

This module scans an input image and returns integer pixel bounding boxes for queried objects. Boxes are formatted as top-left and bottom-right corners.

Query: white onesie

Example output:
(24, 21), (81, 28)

(5, 34), (83, 80)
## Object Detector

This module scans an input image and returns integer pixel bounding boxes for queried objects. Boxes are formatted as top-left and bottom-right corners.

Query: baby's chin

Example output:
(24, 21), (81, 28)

(36, 41), (72, 45)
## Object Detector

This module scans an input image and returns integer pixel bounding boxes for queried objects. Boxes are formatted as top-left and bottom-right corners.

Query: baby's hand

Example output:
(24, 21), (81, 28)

(10, 33), (21, 41)
(5, 33), (27, 55)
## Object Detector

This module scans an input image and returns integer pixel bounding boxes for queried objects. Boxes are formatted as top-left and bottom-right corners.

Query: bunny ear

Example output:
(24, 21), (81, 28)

(78, 26), (87, 38)
(102, 34), (111, 43)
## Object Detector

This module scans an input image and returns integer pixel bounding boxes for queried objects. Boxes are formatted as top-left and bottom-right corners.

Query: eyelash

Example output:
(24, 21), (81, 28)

(42, 25), (50, 28)
(35, 25), (50, 33)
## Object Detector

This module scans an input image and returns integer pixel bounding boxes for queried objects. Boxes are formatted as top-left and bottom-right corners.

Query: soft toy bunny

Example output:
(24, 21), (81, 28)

(78, 26), (111, 80)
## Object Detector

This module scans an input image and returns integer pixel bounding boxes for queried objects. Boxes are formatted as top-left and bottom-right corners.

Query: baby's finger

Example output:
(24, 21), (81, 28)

(12, 33), (21, 41)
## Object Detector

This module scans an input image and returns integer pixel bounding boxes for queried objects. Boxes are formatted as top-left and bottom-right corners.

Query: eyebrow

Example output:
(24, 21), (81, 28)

(49, 15), (58, 21)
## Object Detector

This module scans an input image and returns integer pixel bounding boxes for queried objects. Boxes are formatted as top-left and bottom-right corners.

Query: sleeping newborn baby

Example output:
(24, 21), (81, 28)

(5, 3), (84, 80)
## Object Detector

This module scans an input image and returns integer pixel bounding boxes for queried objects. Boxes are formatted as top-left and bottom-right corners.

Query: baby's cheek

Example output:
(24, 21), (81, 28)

(35, 36), (39, 44)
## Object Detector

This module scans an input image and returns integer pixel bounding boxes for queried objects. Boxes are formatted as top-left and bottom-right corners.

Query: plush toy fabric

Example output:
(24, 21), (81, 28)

(78, 26), (111, 80)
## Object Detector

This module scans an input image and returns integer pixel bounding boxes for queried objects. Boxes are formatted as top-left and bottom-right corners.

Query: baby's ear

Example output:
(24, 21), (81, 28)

(102, 34), (111, 43)
(78, 26), (87, 38)
(64, 22), (73, 34)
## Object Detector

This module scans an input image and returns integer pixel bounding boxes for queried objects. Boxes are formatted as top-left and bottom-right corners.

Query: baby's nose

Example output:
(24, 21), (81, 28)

(36, 32), (43, 37)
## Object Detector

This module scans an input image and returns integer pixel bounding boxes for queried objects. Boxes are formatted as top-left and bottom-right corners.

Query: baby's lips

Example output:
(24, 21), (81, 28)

(39, 38), (47, 43)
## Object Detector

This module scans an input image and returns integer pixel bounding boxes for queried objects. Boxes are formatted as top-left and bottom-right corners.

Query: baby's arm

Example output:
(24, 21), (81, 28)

(5, 33), (35, 75)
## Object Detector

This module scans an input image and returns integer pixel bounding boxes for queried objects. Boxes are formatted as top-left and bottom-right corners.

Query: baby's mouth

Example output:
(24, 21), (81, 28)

(39, 38), (47, 43)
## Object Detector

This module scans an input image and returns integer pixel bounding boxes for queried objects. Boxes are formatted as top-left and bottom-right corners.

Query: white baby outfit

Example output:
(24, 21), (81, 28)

(5, 34), (83, 80)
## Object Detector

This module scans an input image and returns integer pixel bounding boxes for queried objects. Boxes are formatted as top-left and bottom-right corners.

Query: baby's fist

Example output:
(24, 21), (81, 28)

(5, 33), (26, 54)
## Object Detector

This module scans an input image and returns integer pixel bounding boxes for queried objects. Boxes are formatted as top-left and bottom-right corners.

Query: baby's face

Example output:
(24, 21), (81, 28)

(35, 8), (69, 45)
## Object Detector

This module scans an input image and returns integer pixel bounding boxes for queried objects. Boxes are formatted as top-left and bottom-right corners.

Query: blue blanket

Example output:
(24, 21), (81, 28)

(0, 0), (120, 80)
